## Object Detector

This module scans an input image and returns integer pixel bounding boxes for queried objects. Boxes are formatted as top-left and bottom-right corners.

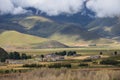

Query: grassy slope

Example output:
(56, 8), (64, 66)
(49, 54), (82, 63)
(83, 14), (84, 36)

(33, 40), (69, 49)
(19, 16), (53, 29)
(1, 15), (119, 47)
(0, 31), (47, 48)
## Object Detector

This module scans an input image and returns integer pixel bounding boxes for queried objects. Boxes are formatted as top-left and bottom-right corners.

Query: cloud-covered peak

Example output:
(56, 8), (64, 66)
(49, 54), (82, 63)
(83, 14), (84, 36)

(86, 0), (120, 18)
(0, 0), (120, 18)
(0, 0), (84, 16)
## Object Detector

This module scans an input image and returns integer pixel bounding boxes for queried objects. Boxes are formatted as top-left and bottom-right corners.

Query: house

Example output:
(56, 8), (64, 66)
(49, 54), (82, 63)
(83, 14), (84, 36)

(41, 54), (65, 62)
(89, 55), (101, 59)
(5, 59), (23, 64)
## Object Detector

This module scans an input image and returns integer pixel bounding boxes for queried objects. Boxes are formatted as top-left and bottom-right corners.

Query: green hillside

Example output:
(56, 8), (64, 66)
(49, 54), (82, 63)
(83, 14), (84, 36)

(19, 16), (53, 29)
(33, 40), (69, 49)
(0, 31), (48, 48)
(0, 15), (120, 47)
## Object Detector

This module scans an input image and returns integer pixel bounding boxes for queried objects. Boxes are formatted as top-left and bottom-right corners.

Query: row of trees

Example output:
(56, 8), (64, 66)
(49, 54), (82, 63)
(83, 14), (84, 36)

(99, 51), (118, 55)
(9, 52), (31, 60)
(55, 51), (76, 56)
(0, 51), (31, 62)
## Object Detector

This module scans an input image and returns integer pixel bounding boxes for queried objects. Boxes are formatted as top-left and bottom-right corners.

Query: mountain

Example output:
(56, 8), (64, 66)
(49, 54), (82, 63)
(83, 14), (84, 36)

(0, 13), (120, 47)
(0, 47), (8, 62)
(19, 16), (53, 29)
(86, 17), (120, 38)
(34, 40), (69, 49)
(0, 31), (47, 49)
(0, 30), (69, 49)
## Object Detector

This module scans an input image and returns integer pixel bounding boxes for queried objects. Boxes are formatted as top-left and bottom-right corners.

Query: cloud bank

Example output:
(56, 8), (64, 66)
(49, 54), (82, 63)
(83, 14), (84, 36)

(86, 0), (120, 17)
(0, 0), (120, 17)
(0, 0), (27, 15)
(0, 0), (84, 16)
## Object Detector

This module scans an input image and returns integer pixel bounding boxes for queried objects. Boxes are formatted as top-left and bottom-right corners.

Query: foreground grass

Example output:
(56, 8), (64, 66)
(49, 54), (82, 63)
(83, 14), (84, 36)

(0, 68), (120, 80)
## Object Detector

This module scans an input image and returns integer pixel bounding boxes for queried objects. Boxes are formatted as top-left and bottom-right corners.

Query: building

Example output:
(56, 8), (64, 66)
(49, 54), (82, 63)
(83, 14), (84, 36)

(89, 55), (101, 59)
(41, 54), (65, 62)
(5, 59), (23, 64)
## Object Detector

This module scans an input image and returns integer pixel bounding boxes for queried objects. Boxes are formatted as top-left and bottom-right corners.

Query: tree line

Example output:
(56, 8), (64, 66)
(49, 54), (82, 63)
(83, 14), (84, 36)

(0, 51), (31, 62)
(54, 51), (77, 56)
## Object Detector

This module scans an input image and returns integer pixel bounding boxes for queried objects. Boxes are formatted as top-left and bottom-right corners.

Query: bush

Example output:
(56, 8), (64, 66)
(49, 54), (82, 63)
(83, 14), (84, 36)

(48, 63), (71, 68)
(8, 52), (32, 60)
(79, 63), (89, 67)
(82, 59), (92, 62)
(23, 64), (44, 68)
(55, 51), (77, 56)
(100, 59), (119, 65)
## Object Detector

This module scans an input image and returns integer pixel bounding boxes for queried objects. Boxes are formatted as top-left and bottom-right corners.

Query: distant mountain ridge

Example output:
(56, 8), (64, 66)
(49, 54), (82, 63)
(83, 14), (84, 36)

(0, 30), (69, 49)
(0, 12), (120, 47)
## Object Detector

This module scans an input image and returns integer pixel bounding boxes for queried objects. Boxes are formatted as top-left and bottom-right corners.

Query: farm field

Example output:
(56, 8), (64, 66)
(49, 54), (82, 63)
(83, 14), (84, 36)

(0, 47), (120, 80)
(7, 47), (120, 55)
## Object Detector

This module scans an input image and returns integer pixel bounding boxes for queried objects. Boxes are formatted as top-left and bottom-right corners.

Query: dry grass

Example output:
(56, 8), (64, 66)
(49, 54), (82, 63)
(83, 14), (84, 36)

(67, 56), (90, 60)
(0, 68), (120, 80)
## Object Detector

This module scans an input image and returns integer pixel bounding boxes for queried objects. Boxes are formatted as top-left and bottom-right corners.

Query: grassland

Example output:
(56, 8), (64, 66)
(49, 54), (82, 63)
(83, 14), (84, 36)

(0, 47), (120, 80)
(19, 16), (53, 29)
(0, 68), (120, 80)
(0, 31), (47, 48)
(8, 47), (120, 55)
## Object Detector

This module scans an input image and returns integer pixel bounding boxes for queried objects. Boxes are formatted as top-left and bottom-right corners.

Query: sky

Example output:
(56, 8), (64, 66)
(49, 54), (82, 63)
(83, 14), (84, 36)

(0, 0), (120, 18)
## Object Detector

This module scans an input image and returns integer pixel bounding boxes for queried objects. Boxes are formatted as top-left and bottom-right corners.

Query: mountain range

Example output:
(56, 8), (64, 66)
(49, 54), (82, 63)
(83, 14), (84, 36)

(0, 10), (120, 49)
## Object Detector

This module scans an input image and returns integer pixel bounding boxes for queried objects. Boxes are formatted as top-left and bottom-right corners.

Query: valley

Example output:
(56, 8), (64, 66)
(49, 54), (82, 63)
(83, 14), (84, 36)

(0, 5), (120, 80)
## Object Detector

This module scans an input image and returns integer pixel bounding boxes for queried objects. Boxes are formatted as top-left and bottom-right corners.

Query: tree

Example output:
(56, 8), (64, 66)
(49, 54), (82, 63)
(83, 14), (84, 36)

(0, 47), (8, 62)
(114, 51), (117, 55)
(8, 52), (21, 60)
(67, 51), (76, 56)
(21, 53), (27, 59)
(100, 52), (103, 55)
(14, 52), (21, 59)
(55, 51), (67, 56)
(9, 52), (14, 59)
(40, 55), (44, 61)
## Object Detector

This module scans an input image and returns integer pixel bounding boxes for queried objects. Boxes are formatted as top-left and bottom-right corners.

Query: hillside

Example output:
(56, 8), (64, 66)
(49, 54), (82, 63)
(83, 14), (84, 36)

(0, 14), (120, 47)
(0, 47), (8, 62)
(19, 16), (53, 29)
(0, 31), (48, 49)
(33, 40), (69, 49)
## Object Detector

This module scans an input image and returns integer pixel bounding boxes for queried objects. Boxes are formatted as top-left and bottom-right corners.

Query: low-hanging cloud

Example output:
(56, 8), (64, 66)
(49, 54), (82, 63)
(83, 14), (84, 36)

(0, 0), (84, 16)
(86, 0), (120, 18)
(0, 0), (120, 18)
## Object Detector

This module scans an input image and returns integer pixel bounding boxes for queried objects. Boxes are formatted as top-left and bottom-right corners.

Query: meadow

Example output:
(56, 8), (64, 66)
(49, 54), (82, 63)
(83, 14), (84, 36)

(0, 68), (120, 80)
(9, 47), (120, 56)
(0, 47), (120, 80)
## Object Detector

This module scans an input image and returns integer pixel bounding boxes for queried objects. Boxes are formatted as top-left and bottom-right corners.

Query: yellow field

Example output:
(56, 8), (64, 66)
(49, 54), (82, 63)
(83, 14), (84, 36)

(7, 47), (120, 56)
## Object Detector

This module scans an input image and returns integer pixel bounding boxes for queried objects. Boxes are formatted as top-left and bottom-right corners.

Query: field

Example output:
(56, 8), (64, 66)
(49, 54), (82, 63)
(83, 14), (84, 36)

(0, 47), (120, 80)
(0, 68), (120, 80)
(8, 47), (120, 55)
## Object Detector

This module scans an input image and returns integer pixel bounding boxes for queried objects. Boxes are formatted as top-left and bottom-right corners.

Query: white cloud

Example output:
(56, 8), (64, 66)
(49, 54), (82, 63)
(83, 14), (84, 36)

(37, 0), (84, 16)
(0, 0), (120, 17)
(86, 0), (120, 17)
(12, 7), (27, 15)
(0, 0), (84, 15)
(0, 0), (27, 15)
(0, 0), (14, 14)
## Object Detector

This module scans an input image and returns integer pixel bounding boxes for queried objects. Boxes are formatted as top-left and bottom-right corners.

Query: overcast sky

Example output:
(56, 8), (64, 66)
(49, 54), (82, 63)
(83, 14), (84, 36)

(0, 0), (120, 18)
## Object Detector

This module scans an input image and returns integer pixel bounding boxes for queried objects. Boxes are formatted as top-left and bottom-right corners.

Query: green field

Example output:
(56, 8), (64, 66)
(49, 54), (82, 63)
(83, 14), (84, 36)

(8, 47), (120, 56)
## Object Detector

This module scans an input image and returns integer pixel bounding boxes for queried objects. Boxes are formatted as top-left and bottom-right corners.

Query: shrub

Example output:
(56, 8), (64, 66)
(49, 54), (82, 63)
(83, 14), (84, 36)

(78, 63), (89, 67)
(100, 59), (119, 65)
(8, 52), (32, 60)
(82, 59), (92, 62)
(23, 64), (44, 68)
(48, 63), (71, 68)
